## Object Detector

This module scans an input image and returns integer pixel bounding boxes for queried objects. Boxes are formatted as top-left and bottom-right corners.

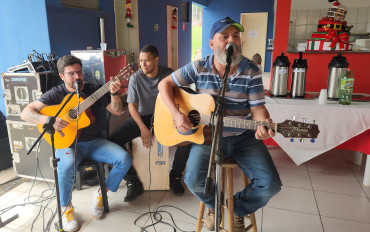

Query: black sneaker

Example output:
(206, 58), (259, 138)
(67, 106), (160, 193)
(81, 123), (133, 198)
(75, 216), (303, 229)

(170, 175), (185, 196)
(124, 180), (144, 202)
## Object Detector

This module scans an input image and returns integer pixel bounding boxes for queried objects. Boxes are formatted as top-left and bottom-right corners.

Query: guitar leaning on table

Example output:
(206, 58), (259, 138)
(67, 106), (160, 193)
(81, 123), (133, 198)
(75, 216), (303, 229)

(154, 87), (320, 146)
(37, 64), (134, 149)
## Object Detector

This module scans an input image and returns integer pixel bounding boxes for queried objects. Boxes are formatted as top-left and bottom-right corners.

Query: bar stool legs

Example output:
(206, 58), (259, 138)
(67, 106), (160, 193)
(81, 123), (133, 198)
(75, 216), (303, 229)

(226, 166), (235, 232)
(195, 160), (258, 232)
(242, 174), (258, 232)
(196, 202), (206, 232)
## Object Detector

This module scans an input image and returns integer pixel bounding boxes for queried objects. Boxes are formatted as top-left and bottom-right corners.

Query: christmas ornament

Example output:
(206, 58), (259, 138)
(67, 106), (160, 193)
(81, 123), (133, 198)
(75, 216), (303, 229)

(125, 0), (133, 28)
(171, 8), (177, 29)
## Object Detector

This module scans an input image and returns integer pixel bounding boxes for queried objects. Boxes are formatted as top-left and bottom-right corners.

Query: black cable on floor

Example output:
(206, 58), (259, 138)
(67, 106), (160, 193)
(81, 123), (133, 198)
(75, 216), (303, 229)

(133, 116), (197, 232)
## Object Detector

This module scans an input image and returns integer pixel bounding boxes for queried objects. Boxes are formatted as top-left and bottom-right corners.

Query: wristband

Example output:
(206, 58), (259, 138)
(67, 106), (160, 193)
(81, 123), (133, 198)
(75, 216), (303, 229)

(110, 91), (119, 96)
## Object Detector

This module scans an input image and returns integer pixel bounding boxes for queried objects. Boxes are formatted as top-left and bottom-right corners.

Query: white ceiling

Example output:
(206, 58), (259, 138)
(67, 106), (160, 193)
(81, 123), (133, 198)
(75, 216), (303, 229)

(291, 0), (370, 11)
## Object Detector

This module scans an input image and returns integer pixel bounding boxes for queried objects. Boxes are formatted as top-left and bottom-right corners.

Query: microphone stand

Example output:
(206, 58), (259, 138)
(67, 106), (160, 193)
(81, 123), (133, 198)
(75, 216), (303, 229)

(204, 55), (232, 232)
(27, 91), (77, 232)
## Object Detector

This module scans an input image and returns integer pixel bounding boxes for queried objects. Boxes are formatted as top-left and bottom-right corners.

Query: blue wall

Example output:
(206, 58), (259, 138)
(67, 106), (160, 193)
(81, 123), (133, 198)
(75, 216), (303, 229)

(46, 6), (116, 56)
(200, 0), (274, 72)
(137, 0), (192, 68)
(0, 0), (50, 116)
(0, 0), (116, 116)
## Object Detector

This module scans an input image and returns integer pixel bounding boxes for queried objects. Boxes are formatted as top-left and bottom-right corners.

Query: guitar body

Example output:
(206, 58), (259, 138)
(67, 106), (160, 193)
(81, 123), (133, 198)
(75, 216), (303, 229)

(37, 93), (93, 149)
(154, 88), (215, 146)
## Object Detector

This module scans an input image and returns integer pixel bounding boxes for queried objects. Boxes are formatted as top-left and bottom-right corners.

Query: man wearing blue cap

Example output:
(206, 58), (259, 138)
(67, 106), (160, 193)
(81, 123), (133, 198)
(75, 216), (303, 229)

(158, 17), (282, 231)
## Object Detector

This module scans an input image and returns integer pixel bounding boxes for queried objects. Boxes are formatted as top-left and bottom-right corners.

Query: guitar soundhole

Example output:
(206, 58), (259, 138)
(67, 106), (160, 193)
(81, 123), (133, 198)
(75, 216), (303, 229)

(68, 109), (78, 120)
(188, 110), (200, 126)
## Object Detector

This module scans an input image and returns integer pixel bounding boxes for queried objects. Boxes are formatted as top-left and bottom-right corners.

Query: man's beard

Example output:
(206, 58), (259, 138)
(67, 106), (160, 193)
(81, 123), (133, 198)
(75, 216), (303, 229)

(214, 44), (242, 66)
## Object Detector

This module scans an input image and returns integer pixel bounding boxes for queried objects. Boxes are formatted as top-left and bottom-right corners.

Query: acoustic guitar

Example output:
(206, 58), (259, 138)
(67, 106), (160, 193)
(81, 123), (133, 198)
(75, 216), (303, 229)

(154, 87), (320, 146)
(37, 64), (134, 149)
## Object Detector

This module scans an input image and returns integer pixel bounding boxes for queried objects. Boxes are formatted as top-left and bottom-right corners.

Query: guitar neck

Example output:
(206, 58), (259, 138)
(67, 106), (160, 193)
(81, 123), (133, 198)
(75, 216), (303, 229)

(76, 81), (112, 113)
(74, 65), (133, 114)
(200, 115), (277, 131)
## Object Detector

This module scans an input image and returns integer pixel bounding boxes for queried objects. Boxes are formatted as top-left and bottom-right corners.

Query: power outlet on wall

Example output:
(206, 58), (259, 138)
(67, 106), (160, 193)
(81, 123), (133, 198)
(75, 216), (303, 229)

(154, 24), (159, 31)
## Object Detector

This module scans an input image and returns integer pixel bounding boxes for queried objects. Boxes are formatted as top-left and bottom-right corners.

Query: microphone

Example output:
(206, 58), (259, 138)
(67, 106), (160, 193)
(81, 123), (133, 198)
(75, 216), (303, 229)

(74, 80), (81, 98)
(226, 42), (236, 58)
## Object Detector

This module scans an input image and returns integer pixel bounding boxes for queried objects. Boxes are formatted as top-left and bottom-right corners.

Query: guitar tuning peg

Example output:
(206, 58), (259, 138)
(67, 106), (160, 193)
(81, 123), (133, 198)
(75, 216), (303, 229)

(301, 118), (306, 123)
(310, 138), (315, 143)
(300, 138), (304, 143)
(292, 115), (296, 120)
(313, 120), (316, 124)
(290, 138), (294, 142)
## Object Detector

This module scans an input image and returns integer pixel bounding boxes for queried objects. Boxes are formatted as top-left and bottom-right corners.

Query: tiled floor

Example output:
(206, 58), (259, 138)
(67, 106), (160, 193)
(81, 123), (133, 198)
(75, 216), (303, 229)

(1, 146), (370, 232)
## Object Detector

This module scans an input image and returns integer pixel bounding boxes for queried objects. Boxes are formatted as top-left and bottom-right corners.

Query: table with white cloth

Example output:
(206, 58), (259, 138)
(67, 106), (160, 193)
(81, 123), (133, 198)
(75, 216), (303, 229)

(264, 96), (370, 186)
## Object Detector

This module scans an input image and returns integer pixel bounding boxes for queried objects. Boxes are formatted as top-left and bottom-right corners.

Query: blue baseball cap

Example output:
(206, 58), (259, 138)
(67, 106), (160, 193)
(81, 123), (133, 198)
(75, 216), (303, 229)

(209, 17), (244, 39)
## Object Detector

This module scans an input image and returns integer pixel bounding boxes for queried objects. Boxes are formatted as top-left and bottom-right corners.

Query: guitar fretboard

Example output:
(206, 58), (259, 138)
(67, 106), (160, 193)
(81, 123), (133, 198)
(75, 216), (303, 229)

(200, 115), (277, 131)
(73, 66), (133, 115)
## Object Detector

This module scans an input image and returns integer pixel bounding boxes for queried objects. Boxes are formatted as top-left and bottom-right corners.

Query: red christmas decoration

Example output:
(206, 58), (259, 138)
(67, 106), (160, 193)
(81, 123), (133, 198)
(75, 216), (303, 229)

(171, 9), (177, 29)
(125, 0), (133, 28)
(333, 1), (340, 6)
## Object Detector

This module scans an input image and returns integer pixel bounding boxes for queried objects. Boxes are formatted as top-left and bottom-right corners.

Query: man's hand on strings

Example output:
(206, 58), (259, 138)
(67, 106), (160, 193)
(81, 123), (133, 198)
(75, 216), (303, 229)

(174, 111), (192, 133)
(53, 117), (69, 130)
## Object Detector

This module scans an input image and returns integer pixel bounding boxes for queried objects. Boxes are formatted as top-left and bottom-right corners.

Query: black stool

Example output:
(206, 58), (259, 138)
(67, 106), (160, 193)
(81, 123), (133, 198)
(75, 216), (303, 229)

(76, 159), (109, 212)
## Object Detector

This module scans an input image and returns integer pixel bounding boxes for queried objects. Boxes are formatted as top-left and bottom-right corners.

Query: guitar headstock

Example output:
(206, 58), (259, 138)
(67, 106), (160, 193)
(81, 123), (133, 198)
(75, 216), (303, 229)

(115, 63), (135, 81)
(276, 119), (320, 140)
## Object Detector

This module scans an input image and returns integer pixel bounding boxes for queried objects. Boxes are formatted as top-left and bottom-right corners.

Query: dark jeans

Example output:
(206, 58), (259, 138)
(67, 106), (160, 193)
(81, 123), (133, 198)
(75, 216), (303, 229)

(109, 114), (191, 182)
(184, 130), (282, 216)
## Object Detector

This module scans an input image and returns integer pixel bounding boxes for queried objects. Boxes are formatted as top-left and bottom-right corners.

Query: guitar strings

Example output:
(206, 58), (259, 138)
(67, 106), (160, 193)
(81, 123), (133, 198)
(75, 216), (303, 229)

(185, 114), (314, 130)
(58, 66), (134, 121)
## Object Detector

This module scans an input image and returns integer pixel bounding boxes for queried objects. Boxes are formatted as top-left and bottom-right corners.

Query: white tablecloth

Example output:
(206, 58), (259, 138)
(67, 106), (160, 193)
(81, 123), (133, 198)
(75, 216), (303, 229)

(265, 96), (370, 165)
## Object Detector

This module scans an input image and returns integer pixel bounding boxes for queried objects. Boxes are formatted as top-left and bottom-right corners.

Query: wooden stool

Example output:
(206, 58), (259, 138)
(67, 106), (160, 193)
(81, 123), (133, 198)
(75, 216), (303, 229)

(195, 159), (257, 232)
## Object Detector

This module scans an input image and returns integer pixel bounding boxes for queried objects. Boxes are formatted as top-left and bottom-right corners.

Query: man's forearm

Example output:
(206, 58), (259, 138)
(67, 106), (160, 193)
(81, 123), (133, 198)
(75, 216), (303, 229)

(158, 77), (179, 117)
(251, 105), (270, 122)
(21, 108), (48, 124)
(109, 95), (124, 115)
(128, 103), (147, 131)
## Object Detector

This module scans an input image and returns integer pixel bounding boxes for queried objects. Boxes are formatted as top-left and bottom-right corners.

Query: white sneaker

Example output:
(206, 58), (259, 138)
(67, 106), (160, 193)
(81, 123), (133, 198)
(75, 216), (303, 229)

(91, 188), (104, 218)
(62, 206), (78, 232)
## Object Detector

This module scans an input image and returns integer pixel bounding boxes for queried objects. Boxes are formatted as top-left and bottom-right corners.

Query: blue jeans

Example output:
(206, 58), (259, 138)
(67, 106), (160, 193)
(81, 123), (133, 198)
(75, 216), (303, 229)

(184, 131), (282, 216)
(56, 138), (131, 207)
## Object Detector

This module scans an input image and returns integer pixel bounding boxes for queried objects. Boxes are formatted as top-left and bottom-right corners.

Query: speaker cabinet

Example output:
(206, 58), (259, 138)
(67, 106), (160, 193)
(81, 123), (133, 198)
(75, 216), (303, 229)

(1, 72), (59, 120)
(6, 120), (54, 182)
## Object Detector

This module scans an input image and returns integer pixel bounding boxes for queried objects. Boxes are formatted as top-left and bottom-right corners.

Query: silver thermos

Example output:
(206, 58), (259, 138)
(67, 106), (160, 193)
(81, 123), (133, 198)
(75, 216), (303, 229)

(327, 54), (349, 100)
(290, 52), (308, 98)
(271, 52), (290, 97)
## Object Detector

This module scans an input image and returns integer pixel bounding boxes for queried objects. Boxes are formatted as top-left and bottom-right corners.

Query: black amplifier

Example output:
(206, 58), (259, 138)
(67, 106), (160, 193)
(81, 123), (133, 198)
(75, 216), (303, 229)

(1, 72), (60, 119)
(6, 120), (54, 182)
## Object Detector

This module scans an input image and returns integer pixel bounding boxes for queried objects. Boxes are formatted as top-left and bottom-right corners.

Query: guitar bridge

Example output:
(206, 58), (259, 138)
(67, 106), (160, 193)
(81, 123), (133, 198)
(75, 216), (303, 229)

(57, 129), (65, 137)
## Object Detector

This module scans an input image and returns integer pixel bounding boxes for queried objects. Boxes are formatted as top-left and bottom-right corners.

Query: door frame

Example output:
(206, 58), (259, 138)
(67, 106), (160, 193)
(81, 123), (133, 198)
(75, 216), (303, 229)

(240, 12), (268, 72)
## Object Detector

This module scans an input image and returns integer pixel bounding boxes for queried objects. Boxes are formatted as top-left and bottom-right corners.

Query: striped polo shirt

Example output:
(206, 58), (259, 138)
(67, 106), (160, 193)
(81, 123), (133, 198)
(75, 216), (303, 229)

(171, 54), (265, 136)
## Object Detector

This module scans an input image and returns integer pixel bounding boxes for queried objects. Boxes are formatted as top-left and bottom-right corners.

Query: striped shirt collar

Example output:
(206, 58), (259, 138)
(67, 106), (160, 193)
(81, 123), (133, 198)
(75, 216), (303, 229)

(205, 54), (250, 80)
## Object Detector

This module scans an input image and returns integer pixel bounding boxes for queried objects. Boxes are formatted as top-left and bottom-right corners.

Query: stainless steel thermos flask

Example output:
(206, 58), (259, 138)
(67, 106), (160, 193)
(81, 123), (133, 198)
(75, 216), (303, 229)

(327, 54), (349, 100)
(290, 52), (308, 98)
(271, 52), (290, 97)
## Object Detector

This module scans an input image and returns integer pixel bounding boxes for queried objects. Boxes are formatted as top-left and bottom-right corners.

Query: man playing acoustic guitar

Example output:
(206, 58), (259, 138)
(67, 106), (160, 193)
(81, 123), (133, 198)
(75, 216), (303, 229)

(158, 17), (282, 231)
(21, 55), (132, 231)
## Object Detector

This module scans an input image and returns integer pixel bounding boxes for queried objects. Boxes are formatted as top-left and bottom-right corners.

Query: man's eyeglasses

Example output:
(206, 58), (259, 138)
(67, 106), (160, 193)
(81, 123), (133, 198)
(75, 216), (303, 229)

(65, 70), (84, 77)
(138, 58), (155, 64)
